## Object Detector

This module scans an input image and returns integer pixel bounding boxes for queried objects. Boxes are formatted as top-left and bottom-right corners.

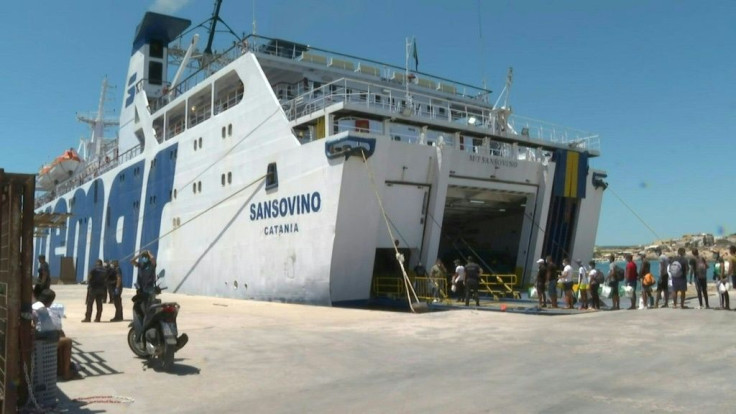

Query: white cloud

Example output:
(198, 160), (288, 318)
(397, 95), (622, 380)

(149, 0), (191, 14)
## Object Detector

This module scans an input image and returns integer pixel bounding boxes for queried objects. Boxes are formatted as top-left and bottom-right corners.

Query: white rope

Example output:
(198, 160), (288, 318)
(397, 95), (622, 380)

(359, 150), (422, 312)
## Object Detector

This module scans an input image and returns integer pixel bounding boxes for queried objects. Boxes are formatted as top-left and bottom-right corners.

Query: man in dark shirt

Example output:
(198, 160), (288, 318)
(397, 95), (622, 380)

(83, 259), (107, 322)
(131, 250), (157, 293)
(625, 254), (638, 310)
(131, 250), (157, 318)
(546, 256), (559, 308)
(109, 260), (124, 321)
(464, 257), (481, 307)
(35, 255), (51, 299)
(535, 258), (548, 308)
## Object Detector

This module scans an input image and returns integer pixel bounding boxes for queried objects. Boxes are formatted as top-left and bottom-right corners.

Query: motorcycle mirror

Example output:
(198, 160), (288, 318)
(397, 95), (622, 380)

(157, 269), (166, 280)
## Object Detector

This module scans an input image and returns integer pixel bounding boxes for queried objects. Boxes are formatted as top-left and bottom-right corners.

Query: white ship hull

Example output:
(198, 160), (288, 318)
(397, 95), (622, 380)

(33, 9), (606, 306)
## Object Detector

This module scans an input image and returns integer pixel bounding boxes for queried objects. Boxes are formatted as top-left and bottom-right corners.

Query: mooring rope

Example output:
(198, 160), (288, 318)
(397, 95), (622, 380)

(360, 149), (422, 312)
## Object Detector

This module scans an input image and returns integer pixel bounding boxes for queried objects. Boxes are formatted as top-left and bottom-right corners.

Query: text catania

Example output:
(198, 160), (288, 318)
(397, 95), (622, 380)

(249, 192), (322, 221)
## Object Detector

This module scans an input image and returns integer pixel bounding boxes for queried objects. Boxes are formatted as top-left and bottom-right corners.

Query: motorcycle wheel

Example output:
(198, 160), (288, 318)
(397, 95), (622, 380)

(127, 327), (148, 358)
(160, 342), (175, 370)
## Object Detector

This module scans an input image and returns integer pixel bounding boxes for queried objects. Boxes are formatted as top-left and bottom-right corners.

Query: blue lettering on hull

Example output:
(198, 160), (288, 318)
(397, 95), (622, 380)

(103, 160), (144, 287)
(66, 179), (105, 281)
(34, 145), (177, 288)
(140, 145), (178, 263)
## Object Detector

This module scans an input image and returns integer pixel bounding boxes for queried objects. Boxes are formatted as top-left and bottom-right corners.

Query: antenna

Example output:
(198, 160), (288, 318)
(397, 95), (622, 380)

(252, 0), (257, 35)
(477, 0), (488, 94)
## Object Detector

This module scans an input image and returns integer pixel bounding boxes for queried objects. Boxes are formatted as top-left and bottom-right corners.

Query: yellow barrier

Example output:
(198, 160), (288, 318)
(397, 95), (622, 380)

(478, 273), (521, 300)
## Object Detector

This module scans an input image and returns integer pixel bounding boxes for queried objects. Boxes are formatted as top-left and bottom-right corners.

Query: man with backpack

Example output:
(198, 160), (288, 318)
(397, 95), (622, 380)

(690, 248), (709, 309)
(669, 248), (689, 309)
(464, 257), (481, 307)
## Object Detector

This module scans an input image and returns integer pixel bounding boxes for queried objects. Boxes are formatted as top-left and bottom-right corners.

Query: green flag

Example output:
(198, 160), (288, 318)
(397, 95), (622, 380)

(412, 38), (419, 71)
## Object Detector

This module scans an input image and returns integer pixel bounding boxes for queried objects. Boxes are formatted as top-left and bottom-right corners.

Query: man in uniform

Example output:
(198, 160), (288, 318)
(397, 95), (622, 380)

(82, 259), (107, 322)
(464, 257), (481, 307)
(109, 260), (124, 321)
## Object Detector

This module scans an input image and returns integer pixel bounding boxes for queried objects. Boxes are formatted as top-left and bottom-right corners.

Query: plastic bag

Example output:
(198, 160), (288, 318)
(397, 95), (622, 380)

(600, 285), (612, 299)
(719, 282), (729, 294)
(623, 285), (634, 298)
(451, 284), (457, 293)
(529, 287), (538, 299)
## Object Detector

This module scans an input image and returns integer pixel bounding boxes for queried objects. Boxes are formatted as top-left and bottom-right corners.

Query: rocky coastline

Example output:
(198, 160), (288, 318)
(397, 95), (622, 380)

(595, 233), (735, 261)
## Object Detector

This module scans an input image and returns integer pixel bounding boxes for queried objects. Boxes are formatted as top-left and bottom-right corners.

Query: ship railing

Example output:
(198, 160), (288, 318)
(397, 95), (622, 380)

(283, 78), (600, 153)
(35, 144), (143, 208)
(242, 34), (492, 103)
(335, 123), (548, 163)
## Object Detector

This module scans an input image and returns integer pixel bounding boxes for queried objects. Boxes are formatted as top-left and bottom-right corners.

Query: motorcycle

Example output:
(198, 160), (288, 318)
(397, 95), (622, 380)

(127, 272), (188, 370)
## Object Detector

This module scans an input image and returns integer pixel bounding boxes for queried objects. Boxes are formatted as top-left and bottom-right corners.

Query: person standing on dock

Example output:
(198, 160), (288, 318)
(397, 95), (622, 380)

(670, 248), (689, 309)
(728, 245), (736, 289)
(109, 260), (124, 321)
(452, 259), (465, 302)
(655, 248), (670, 308)
(535, 258), (548, 308)
(546, 256), (559, 308)
(575, 259), (589, 310)
(716, 253), (729, 309)
(428, 259), (446, 303)
(588, 260), (603, 310)
(607, 254), (620, 310)
(625, 254), (638, 310)
(560, 258), (574, 309)
(464, 257), (480, 307)
(690, 249), (709, 309)
(83, 259), (107, 322)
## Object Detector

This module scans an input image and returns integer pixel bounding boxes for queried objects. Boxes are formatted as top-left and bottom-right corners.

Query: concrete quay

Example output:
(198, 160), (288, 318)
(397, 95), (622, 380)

(34, 285), (736, 413)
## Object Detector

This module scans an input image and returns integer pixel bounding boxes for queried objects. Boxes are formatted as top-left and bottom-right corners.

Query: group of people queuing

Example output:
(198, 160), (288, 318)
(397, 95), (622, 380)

(533, 245), (736, 311)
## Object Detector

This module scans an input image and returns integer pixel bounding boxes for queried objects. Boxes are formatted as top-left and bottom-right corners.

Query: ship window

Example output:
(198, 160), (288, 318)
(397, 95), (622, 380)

(149, 40), (164, 58)
(149, 61), (163, 85)
(174, 189), (177, 199)
(193, 140), (197, 151)
(198, 137), (203, 148)
(222, 126), (226, 138)
(227, 172), (232, 184)
(266, 163), (278, 190)
(198, 181), (202, 192)
(193, 183), (197, 194)
(221, 174), (226, 186)
(228, 124), (232, 136)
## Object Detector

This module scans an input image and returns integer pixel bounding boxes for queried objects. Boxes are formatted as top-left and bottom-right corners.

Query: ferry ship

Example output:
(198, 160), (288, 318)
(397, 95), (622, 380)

(34, 2), (607, 306)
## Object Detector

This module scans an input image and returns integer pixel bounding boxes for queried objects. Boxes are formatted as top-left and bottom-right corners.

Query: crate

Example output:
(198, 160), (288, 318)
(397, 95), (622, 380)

(32, 340), (58, 407)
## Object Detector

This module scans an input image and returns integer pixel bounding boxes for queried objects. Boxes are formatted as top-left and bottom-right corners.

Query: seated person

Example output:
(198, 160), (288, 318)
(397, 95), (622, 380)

(32, 289), (74, 380)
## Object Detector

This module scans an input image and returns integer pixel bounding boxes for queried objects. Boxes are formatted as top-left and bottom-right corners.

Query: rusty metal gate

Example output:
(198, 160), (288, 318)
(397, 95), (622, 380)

(0, 170), (35, 413)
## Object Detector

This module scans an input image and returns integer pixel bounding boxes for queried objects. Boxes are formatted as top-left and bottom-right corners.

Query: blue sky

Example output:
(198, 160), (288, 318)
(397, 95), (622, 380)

(1, 0), (734, 246)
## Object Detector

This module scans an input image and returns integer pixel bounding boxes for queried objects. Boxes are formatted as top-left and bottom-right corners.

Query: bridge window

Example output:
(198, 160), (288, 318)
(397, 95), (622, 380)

(149, 61), (163, 85)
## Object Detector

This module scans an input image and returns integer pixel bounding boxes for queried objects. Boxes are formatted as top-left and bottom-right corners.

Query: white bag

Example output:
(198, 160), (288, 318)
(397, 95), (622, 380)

(638, 296), (645, 310)
(451, 284), (457, 293)
(529, 287), (538, 299)
(719, 282), (729, 294)
(600, 285), (612, 299)
(623, 285), (634, 298)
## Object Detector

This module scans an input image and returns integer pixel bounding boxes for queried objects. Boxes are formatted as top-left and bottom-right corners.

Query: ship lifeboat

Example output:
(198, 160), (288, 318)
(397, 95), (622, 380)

(37, 149), (83, 190)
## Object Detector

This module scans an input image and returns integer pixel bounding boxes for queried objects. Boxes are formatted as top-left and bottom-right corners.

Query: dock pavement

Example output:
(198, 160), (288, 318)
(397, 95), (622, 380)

(27, 284), (736, 413)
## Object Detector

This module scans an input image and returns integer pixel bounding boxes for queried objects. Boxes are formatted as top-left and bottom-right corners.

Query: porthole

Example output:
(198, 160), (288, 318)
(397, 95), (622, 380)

(198, 137), (203, 148)
(228, 124), (232, 136)
(197, 181), (202, 192)
(221, 174), (226, 186)
(222, 126), (226, 138)
(227, 172), (232, 184)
